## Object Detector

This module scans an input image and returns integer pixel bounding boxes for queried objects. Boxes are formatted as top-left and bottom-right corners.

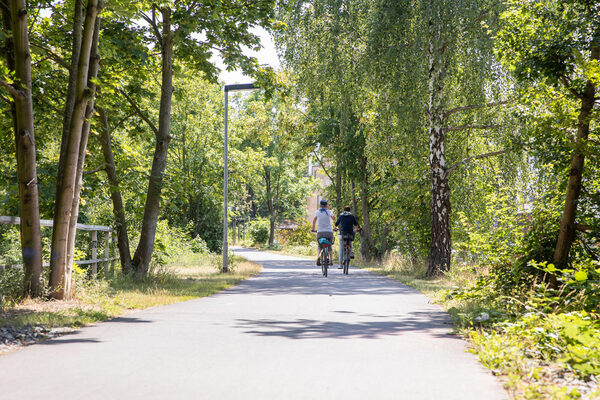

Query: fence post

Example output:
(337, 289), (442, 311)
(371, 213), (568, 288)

(91, 230), (98, 279)
(104, 231), (110, 277)
(110, 231), (115, 277)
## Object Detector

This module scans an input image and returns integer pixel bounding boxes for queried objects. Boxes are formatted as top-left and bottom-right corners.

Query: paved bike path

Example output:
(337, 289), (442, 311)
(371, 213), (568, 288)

(0, 249), (506, 399)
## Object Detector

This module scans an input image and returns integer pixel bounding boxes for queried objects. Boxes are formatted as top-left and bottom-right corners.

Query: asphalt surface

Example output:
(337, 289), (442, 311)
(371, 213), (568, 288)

(0, 249), (506, 400)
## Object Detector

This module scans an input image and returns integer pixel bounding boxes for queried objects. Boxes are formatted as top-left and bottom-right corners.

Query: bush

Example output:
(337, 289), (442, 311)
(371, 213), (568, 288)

(0, 226), (22, 267)
(190, 235), (209, 254)
(0, 267), (23, 307)
(247, 218), (269, 246)
(151, 220), (194, 268)
(286, 220), (313, 246)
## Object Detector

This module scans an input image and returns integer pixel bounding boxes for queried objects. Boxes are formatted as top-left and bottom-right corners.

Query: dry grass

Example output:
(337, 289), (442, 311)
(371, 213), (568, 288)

(0, 253), (261, 330)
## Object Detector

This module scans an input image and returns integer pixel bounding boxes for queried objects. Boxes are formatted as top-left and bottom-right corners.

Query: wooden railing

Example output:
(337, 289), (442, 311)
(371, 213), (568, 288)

(0, 216), (117, 278)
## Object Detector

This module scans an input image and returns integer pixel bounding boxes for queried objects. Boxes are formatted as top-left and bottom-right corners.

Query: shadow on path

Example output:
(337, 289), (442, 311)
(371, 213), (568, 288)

(236, 310), (456, 340)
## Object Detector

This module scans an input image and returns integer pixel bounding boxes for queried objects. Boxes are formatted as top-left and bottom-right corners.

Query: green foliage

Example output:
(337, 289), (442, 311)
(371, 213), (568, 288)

(0, 268), (24, 308)
(496, 0), (600, 89)
(150, 220), (195, 269)
(0, 226), (22, 267)
(473, 311), (600, 381)
(285, 220), (314, 246)
(247, 218), (270, 246)
(190, 236), (209, 254)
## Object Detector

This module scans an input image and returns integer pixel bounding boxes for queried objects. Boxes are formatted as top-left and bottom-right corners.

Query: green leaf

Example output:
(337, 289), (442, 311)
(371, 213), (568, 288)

(574, 271), (587, 282)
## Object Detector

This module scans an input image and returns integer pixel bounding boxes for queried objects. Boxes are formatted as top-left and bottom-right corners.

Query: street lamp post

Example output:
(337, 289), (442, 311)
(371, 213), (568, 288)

(223, 83), (258, 272)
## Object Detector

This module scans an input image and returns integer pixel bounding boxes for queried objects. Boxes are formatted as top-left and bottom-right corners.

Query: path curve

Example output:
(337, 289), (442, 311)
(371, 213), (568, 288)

(0, 249), (506, 400)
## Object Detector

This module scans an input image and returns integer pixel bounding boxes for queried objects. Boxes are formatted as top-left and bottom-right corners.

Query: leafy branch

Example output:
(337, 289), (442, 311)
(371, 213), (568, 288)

(446, 149), (507, 176)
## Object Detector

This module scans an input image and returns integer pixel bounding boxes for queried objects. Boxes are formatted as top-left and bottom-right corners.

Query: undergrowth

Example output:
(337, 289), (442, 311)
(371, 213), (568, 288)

(367, 252), (600, 400)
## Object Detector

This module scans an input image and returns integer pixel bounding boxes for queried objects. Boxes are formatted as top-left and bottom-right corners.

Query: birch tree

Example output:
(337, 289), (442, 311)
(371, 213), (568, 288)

(369, 0), (507, 275)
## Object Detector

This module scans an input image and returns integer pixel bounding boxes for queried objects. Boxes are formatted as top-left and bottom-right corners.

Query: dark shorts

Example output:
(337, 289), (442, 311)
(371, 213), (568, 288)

(341, 231), (355, 242)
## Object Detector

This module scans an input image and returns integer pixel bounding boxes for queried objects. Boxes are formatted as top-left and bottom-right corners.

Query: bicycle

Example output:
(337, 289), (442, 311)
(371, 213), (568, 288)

(341, 233), (352, 275)
(319, 238), (331, 277)
(313, 229), (334, 277)
(340, 229), (360, 275)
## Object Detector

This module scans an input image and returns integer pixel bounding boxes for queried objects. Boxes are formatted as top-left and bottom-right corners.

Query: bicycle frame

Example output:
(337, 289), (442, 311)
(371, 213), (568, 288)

(342, 238), (352, 275)
(320, 243), (330, 277)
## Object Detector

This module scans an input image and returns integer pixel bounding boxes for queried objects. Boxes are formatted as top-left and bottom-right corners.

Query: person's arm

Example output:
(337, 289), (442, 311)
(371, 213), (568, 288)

(312, 216), (317, 231)
(335, 215), (341, 227)
(353, 216), (361, 231)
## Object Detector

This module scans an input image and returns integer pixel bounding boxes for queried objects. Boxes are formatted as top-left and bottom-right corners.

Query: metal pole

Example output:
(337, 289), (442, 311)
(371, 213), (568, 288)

(91, 230), (98, 279)
(223, 89), (229, 272)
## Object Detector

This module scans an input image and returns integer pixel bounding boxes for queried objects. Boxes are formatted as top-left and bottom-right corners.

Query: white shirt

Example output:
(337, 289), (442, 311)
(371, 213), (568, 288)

(314, 208), (334, 232)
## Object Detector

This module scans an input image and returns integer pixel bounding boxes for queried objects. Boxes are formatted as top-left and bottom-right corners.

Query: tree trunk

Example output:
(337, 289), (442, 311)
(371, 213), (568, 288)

(552, 48), (598, 268)
(265, 168), (275, 245)
(247, 185), (257, 219)
(426, 11), (451, 277)
(359, 158), (372, 262)
(335, 163), (342, 214)
(97, 107), (132, 274)
(50, 0), (99, 299)
(8, 0), (43, 296)
(65, 1), (102, 278)
(131, 7), (173, 276)
(53, 0), (83, 237)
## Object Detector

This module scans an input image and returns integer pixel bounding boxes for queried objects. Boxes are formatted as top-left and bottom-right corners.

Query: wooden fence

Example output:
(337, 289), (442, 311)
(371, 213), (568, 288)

(0, 216), (118, 278)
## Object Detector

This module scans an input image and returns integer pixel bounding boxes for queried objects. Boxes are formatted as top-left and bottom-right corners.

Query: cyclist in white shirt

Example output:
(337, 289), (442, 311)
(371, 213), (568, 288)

(311, 199), (336, 266)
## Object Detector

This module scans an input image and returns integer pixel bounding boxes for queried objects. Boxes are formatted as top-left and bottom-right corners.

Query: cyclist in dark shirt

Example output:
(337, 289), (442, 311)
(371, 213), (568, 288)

(335, 205), (360, 259)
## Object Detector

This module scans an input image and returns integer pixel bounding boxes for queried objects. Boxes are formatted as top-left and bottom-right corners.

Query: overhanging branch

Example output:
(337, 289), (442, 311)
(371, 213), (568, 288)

(444, 100), (511, 119)
(30, 42), (69, 69)
(447, 150), (507, 176)
(0, 78), (22, 98)
(83, 163), (107, 175)
(444, 124), (501, 132)
(118, 88), (159, 135)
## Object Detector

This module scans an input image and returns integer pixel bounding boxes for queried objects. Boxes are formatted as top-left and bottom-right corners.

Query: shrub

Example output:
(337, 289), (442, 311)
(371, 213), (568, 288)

(190, 235), (209, 254)
(247, 218), (269, 246)
(286, 220), (313, 246)
(0, 267), (23, 307)
(148, 220), (196, 269)
(0, 226), (22, 267)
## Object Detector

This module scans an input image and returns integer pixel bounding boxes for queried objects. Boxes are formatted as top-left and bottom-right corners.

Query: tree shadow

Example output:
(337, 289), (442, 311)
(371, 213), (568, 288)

(236, 310), (456, 340)
(227, 260), (422, 297)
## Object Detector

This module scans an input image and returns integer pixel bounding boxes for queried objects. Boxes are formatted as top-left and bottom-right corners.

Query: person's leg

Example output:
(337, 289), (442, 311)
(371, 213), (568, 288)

(325, 232), (334, 264)
(316, 232), (327, 265)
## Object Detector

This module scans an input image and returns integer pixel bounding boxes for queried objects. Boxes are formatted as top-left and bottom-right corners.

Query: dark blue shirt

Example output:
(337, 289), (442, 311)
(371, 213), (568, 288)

(335, 212), (358, 233)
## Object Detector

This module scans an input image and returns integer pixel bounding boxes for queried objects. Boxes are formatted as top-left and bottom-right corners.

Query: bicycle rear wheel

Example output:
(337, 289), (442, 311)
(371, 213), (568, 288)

(343, 245), (350, 274)
(321, 248), (328, 277)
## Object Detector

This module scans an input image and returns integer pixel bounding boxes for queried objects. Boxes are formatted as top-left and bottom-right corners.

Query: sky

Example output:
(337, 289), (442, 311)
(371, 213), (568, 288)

(215, 27), (281, 85)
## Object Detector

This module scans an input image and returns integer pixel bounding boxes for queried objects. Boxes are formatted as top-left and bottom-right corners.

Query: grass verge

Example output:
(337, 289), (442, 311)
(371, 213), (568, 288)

(0, 253), (260, 334)
(363, 254), (600, 400)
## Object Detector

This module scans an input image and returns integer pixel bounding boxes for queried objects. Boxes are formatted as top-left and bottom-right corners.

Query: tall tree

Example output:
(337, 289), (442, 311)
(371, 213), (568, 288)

(275, 0), (379, 260)
(368, 0), (507, 275)
(0, 0), (43, 296)
(496, 0), (600, 269)
(125, 1), (277, 275)
(96, 106), (132, 274)
(50, 0), (101, 299)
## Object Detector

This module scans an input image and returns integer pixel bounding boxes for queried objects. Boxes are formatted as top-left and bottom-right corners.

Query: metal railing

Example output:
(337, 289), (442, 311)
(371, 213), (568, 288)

(0, 216), (117, 278)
